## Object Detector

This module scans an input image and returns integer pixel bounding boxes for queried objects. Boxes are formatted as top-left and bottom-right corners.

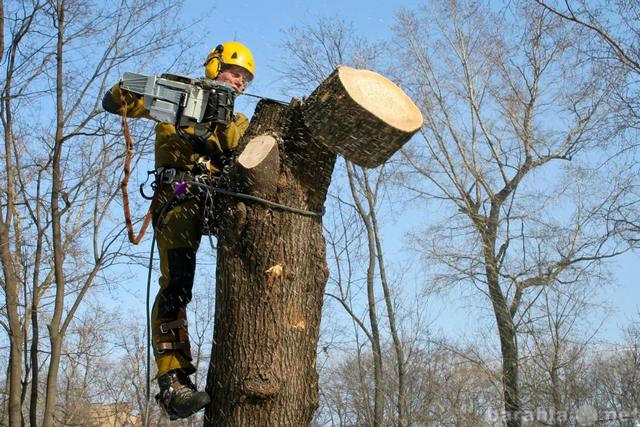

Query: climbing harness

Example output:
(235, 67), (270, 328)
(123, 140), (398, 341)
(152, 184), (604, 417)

(148, 169), (325, 219)
(119, 90), (296, 244)
(188, 180), (324, 218)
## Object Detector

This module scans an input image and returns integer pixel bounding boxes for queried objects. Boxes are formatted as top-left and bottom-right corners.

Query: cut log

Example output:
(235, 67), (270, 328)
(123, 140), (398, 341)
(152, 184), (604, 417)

(302, 65), (424, 168)
(237, 135), (278, 170)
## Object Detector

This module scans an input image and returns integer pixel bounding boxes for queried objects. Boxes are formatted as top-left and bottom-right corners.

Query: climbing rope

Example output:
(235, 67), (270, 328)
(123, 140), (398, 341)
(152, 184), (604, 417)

(120, 94), (154, 245)
(184, 180), (325, 218)
(143, 230), (155, 427)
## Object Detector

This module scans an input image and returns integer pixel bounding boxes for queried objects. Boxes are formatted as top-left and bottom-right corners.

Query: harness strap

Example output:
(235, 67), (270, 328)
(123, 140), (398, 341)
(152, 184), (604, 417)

(155, 342), (190, 353)
(159, 319), (187, 334)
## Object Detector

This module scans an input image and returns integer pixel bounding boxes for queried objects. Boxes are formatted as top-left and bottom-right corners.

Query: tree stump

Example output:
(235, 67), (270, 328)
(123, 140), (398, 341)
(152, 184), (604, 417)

(206, 67), (422, 426)
(206, 100), (335, 426)
(302, 65), (423, 168)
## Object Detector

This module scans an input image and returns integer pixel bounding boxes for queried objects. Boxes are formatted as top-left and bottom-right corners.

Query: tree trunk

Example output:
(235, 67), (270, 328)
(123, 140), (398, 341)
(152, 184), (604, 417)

(29, 293), (40, 427)
(550, 346), (563, 427)
(364, 210), (384, 427)
(0, 53), (23, 427)
(346, 163), (384, 427)
(43, 4), (65, 426)
(366, 169), (407, 427)
(206, 67), (422, 426)
(0, 227), (23, 426)
(495, 303), (520, 427)
(6, 330), (23, 427)
(206, 100), (336, 426)
(484, 240), (520, 427)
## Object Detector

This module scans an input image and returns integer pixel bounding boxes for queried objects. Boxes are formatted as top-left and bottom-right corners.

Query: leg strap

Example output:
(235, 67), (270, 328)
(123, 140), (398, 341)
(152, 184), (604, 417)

(155, 341), (191, 353)
(159, 319), (188, 334)
(153, 309), (192, 361)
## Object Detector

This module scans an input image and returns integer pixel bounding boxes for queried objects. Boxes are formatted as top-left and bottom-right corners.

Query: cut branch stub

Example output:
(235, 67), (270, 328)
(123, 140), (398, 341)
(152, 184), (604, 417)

(302, 65), (424, 168)
(237, 134), (279, 200)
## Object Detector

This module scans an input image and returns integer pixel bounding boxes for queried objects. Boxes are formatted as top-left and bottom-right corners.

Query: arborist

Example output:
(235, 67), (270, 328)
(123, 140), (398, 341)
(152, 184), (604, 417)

(102, 41), (255, 420)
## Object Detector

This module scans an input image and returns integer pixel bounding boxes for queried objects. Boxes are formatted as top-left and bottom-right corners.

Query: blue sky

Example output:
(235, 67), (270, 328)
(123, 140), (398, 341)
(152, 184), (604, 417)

(133, 0), (640, 344)
(181, 0), (424, 105)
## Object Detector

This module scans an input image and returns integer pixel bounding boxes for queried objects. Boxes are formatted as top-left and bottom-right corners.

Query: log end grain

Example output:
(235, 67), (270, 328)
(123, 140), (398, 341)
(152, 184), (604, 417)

(338, 65), (423, 133)
(302, 66), (424, 168)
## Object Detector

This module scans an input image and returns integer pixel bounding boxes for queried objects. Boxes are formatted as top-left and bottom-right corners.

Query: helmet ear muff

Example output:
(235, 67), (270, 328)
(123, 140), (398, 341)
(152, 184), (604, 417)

(204, 44), (224, 79)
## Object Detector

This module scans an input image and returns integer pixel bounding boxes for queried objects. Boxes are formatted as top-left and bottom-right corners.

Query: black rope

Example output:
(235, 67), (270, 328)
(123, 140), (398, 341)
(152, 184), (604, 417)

(142, 190), (180, 427)
(185, 180), (324, 218)
(144, 230), (156, 427)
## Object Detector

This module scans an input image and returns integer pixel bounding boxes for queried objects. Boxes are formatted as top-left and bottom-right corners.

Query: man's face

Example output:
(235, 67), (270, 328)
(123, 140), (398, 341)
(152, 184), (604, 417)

(216, 65), (252, 93)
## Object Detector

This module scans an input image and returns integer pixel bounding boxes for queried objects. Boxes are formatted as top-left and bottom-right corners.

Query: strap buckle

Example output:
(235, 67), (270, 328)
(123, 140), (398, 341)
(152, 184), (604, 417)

(159, 319), (187, 334)
(155, 341), (189, 354)
(159, 167), (177, 183)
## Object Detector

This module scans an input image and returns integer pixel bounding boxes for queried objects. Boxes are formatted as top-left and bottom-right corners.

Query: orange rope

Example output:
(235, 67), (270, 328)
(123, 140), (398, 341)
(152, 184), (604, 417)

(120, 94), (153, 245)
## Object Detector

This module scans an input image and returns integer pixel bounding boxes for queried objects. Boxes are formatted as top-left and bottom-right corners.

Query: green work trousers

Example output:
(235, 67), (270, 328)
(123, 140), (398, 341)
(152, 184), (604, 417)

(152, 185), (202, 377)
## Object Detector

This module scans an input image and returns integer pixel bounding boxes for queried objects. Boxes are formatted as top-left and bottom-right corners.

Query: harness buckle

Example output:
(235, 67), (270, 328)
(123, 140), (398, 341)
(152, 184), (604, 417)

(159, 168), (177, 183)
(159, 319), (187, 334)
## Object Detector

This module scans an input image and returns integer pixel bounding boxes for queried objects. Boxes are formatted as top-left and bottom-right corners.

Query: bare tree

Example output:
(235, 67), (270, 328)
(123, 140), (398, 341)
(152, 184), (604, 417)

(533, 0), (640, 123)
(393, 1), (631, 425)
(0, 2), (45, 424)
(345, 162), (409, 427)
(315, 338), (502, 426)
(0, 0), (197, 424)
(532, 1), (640, 248)
(518, 284), (605, 426)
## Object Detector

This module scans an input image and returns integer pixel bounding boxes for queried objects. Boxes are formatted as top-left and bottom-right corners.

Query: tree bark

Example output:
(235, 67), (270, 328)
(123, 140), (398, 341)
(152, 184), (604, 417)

(206, 67), (422, 426)
(483, 235), (520, 427)
(206, 100), (336, 426)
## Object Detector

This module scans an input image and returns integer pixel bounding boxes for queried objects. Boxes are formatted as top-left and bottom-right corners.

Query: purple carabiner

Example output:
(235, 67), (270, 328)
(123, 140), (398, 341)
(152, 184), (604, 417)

(174, 181), (189, 196)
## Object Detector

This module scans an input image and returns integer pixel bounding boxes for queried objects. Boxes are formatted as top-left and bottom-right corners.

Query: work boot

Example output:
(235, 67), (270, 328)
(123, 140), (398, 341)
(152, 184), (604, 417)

(155, 370), (210, 420)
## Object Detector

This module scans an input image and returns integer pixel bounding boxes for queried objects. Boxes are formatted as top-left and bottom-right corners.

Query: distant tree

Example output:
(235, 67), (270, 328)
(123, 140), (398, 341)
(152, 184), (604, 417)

(314, 340), (501, 426)
(587, 320), (640, 424)
(394, 1), (631, 425)
(0, 0), (195, 425)
(518, 285), (604, 426)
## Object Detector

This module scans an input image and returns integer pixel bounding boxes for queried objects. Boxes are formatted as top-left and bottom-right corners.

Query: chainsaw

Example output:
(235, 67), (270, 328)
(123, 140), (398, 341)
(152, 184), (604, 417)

(119, 72), (236, 127)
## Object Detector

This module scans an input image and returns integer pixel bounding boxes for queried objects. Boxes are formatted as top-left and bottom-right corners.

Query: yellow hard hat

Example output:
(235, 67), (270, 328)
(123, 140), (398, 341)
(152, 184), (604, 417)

(204, 41), (255, 81)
